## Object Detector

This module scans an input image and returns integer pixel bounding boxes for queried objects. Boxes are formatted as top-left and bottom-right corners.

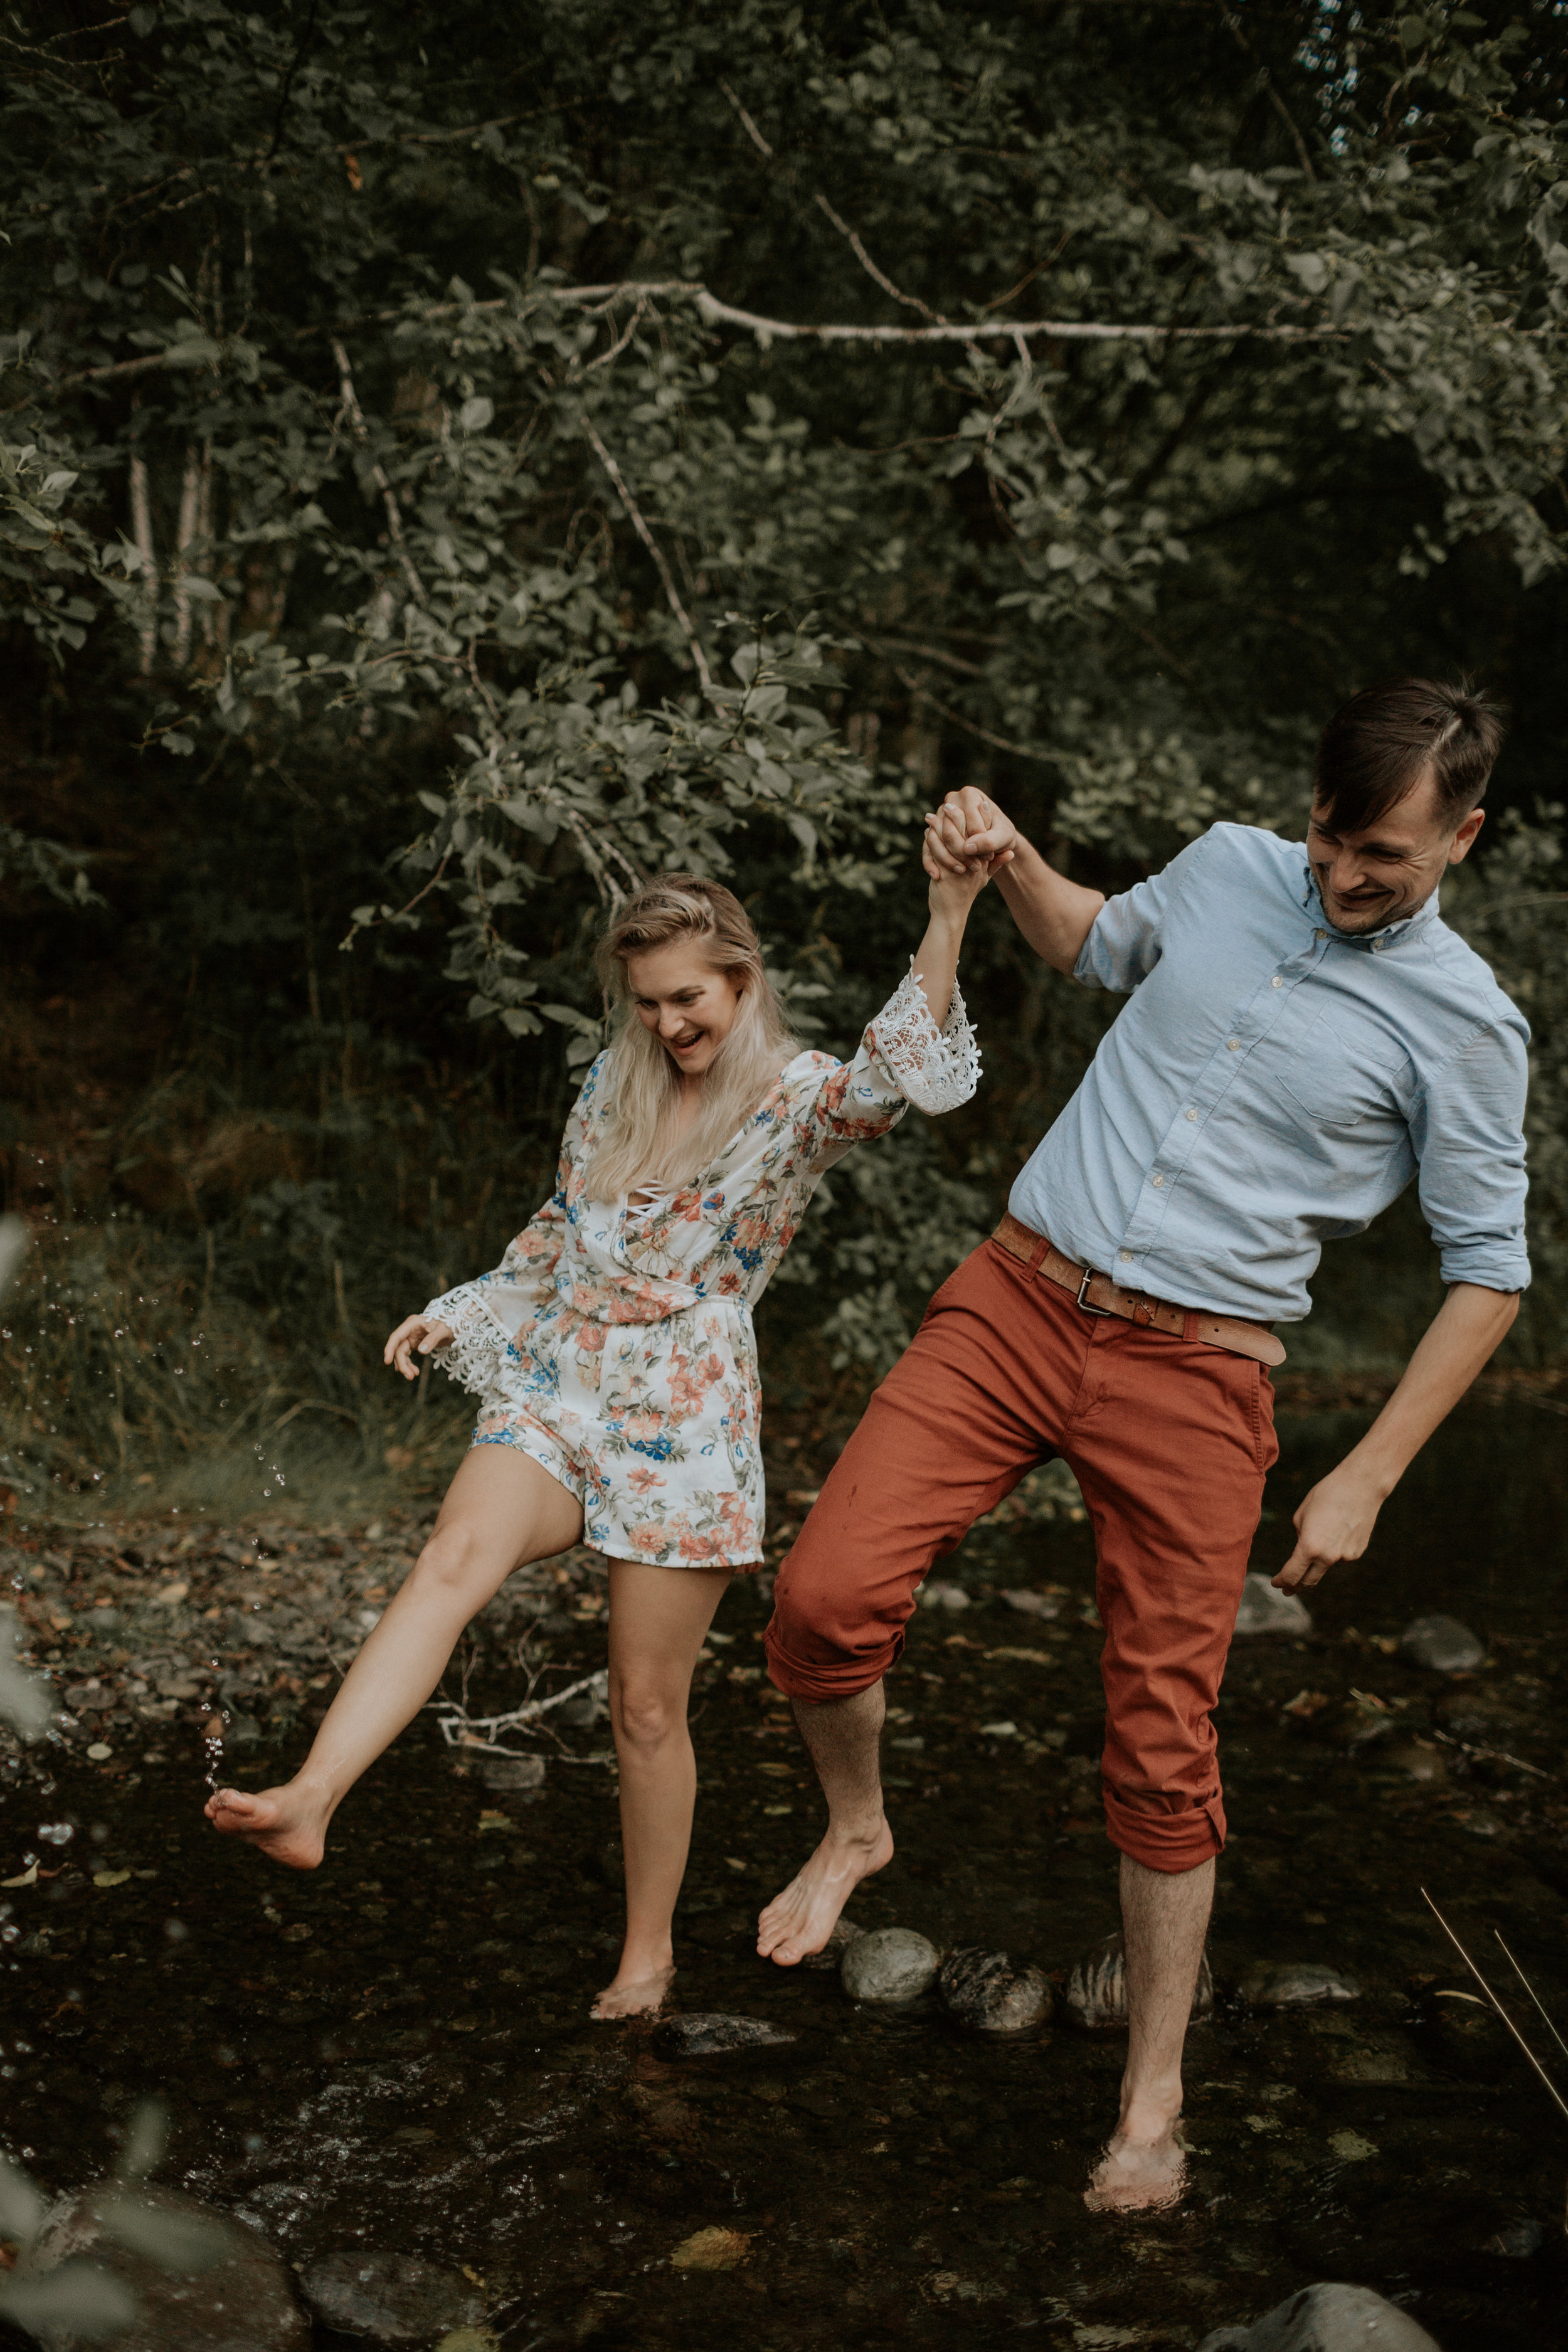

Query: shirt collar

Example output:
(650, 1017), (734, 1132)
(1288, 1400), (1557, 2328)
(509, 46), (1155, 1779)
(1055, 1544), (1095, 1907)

(1300, 862), (1442, 951)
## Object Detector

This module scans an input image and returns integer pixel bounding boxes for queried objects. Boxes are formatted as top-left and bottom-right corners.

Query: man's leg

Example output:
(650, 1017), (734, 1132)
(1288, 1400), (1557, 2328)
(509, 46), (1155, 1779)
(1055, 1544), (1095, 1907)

(760, 1238), (1093, 1964)
(755, 1684), (890, 1963)
(1065, 1323), (1277, 2210)
(1084, 1853), (1214, 2211)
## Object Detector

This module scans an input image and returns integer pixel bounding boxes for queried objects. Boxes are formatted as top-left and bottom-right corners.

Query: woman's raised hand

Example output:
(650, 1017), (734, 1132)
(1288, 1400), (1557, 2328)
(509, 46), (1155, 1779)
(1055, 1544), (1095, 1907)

(923, 789), (1019, 882)
(384, 1313), (455, 1380)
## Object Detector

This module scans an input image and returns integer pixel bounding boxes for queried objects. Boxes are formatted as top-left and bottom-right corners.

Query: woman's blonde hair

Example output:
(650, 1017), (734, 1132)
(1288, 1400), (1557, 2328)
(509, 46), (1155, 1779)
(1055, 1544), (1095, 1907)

(585, 873), (798, 1202)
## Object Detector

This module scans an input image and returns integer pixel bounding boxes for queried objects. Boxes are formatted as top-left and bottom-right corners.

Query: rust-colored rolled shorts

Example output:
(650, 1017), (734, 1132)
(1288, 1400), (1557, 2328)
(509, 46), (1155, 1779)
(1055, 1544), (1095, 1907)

(765, 1234), (1279, 1872)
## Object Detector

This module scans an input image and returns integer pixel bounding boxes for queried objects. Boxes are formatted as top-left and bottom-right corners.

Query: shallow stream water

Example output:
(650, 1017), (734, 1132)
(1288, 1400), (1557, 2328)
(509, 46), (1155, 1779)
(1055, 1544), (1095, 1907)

(2, 1401), (1566, 2349)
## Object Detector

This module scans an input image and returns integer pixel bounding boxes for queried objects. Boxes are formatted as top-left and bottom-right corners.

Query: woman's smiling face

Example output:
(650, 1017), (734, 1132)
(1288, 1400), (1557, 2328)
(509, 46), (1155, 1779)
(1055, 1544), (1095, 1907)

(625, 941), (744, 1079)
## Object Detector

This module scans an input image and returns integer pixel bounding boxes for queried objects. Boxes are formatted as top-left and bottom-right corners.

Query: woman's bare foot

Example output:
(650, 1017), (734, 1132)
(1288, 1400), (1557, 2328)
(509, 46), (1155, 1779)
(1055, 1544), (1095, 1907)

(203, 1780), (331, 1871)
(1083, 2117), (1188, 2214)
(591, 1961), (675, 2021)
(756, 1819), (893, 1965)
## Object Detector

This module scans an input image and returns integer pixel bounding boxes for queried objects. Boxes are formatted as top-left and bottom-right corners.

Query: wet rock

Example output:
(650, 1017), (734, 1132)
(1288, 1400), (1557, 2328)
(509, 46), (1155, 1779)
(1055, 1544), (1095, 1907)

(1411, 1986), (1515, 2080)
(1432, 1688), (1529, 1747)
(1485, 2218), (1544, 2258)
(1065, 1931), (1212, 2031)
(1377, 1741), (1448, 1784)
(1399, 1613), (1485, 1673)
(1199, 2282), (1440, 2351)
(938, 1947), (1052, 2033)
(650, 2013), (798, 2060)
(19, 2185), (308, 2352)
(296, 2251), (484, 2347)
(918, 1580), (970, 1612)
(475, 1751), (545, 1792)
(802, 1914), (866, 1973)
(1000, 1589), (1060, 1620)
(1232, 1574), (1312, 1636)
(1239, 1962), (1360, 2010)
(225, 1714), (263, 1746)
(1313, 1692), (1394, 1753)
(841, 1927), (939, 2005)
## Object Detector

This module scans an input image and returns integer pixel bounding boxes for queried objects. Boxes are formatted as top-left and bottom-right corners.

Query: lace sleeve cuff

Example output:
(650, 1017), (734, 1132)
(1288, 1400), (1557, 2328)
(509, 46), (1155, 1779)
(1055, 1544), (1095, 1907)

(871, 962), (982, 1115)
(423, 1285), (507, 1398)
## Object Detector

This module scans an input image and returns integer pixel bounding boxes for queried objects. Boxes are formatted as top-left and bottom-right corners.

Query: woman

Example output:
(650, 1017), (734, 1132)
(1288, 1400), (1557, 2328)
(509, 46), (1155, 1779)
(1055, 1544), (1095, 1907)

(206, 854), (995, 2016)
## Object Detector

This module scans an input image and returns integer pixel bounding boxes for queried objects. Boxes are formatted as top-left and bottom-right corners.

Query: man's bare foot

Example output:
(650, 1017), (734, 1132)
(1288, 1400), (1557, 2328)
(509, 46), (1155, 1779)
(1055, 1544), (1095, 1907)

(1083, 2118), (1188, 2214)
(203, 1781), (331, 1871)
(591, 1962), (675, 2021)
(756, 1820), (893, 1965)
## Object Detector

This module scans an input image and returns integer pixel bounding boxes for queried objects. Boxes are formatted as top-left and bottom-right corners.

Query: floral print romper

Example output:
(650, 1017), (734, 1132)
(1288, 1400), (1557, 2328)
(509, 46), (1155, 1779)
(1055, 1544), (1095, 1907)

(425, 966), (981, 1569)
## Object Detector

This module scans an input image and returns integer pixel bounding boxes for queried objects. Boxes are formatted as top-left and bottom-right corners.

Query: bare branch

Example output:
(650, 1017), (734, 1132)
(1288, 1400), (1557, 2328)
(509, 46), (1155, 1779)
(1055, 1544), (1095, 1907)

(814, 194), (946, 326)
(718, 79), (775, 160)
(578, 415), (714, 693)
(127, 424), (156, 677)
(329, 337), (426, 609)
(894, 668), (1066, 767)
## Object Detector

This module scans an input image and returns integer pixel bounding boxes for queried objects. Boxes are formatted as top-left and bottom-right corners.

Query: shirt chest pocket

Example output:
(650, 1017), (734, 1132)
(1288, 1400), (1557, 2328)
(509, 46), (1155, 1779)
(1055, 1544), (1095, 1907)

(1275, 1007), (1413, 1129)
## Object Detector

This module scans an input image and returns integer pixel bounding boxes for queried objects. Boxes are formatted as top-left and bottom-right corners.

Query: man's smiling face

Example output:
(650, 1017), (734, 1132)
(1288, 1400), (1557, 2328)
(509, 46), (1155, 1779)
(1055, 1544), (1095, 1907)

(1306, 769), (1486, 936)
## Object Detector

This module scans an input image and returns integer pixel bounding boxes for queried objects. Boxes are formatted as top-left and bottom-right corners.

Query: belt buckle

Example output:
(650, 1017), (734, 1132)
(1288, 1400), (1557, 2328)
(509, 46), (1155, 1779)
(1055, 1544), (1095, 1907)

(1076, 1264), (1113, 1319)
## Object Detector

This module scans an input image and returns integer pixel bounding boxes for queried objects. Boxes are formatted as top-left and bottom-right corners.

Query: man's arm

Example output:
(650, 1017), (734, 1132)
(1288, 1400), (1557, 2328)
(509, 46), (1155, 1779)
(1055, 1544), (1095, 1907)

(923, 788), (1104, 975)
(1273, 1281), (1519, 1592)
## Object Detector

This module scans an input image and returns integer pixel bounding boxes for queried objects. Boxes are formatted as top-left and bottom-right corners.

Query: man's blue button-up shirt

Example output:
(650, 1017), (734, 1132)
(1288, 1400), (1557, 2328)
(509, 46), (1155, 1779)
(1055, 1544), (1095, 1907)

(1009, 822), (1530, 1325)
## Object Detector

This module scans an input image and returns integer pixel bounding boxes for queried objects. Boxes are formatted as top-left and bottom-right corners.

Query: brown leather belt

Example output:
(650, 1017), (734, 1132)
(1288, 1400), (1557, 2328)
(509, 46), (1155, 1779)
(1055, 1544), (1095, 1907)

(992, 1213), (1287, 1368)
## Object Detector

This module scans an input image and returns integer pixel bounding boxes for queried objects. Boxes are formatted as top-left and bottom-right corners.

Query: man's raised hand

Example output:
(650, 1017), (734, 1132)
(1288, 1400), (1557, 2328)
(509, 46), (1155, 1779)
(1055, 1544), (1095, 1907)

(923, 789), (1018, 880)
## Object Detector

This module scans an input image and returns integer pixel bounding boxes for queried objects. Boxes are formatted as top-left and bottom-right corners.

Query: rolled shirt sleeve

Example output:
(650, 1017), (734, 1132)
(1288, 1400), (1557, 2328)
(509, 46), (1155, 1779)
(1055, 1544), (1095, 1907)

(1411, 1015), (1532, 1294)
(1073, 837), (1210, 995)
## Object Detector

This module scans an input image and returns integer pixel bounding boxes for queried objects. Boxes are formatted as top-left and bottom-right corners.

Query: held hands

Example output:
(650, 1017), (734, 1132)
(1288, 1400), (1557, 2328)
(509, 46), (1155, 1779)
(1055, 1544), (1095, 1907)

(384, 1313), (455, 1380)
(1271, 1462), (1388, 1592)
(923, 788), (1019, 884)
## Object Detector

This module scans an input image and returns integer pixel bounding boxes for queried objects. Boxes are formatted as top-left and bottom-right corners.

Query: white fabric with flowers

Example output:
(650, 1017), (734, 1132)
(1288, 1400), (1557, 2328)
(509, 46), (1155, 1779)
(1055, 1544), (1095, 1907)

(425, 965), (980, 1567)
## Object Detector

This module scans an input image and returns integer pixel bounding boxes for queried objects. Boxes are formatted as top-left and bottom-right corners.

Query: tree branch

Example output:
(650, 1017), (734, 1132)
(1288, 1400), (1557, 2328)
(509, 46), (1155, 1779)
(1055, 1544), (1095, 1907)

(578, 415), (714, 694)
(329, 337), (426, 608)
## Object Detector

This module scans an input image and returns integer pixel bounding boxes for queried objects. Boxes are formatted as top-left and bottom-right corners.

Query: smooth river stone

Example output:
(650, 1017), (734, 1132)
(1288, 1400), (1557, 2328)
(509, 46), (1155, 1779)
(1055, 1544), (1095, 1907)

(1399, 1613), (1485, 1673)
(297, 2252), (484, 2347)
(840, 1927), (939, 2004)
(651, 2013), (798, 2059)
(1199, 2280), (1441, 2351)
(1232, 1574), (1313, 1636)
(1066, 1931), (1213, 2030)
(17, 2186), (309, 2352)
(1240, 1961), (1360, 2009)
(938, 1946), (1052, 2033)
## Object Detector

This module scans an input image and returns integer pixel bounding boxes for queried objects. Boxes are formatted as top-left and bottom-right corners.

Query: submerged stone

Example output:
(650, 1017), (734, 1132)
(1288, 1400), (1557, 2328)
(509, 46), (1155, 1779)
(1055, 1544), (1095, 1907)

(802, 1914), (866, 1973)
(1065, 1931), (1213, 2031)
(1399, 1613), (1485, 1673)
(1199, 2280), (1440, 2351)
(1377, 1741), (1448, 1784)
(476, 1751), (545, 1791)
(1239, 1963), (1360, 2009)
(1232, 1574), (1313, 1636)
(841, 1926), (939, 2004)
(938, 1946), (1052, 2033)
(19, 2186), (308, 2352)
(650, 2013), (798, 2059)
(297, 2251), (484, 2347)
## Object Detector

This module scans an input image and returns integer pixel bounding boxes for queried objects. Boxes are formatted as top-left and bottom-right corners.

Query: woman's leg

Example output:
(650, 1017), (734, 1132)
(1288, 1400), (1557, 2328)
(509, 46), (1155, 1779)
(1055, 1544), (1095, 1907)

(592, 1559), (732, 2020)
(204, 1446), (583, 1868)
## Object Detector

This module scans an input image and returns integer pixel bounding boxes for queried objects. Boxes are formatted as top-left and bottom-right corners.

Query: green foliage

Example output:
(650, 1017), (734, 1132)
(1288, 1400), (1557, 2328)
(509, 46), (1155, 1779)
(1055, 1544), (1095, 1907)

(1, 0), (1566, 1428)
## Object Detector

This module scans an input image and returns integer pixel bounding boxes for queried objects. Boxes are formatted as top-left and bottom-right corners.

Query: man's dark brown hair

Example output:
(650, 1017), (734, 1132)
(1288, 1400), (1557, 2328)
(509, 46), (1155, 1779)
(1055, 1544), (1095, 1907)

(1313, 677), (1507, 834)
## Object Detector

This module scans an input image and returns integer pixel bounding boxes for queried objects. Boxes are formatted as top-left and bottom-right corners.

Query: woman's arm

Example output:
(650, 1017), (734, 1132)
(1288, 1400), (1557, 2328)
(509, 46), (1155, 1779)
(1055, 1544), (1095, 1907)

(383, 1057), (598, 1391)
(906, 849), (1000, 1025)
(923, 787), (1103, 975)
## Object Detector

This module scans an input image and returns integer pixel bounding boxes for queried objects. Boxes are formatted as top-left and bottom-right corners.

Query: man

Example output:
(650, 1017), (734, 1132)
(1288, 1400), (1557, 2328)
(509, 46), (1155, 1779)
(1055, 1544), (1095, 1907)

(755, 677), (1528, 2212)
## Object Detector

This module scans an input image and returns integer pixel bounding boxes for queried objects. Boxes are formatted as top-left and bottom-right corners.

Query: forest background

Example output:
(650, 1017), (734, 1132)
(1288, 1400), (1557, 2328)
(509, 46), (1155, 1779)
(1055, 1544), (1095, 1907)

(3, 0), (1566, 1524)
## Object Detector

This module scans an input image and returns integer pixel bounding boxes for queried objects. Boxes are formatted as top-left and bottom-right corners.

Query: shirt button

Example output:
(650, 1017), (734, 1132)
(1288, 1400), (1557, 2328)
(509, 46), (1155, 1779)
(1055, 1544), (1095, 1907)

(1151, 1173), (1165, 1188)
(1118, 1251), (1131, 1263)
(1226, 1038), (1240, 1051)
(1271, 975), (1283, 988)
(1315, 928), (1327, 940)
(1185, 1108), (1198, 1121)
